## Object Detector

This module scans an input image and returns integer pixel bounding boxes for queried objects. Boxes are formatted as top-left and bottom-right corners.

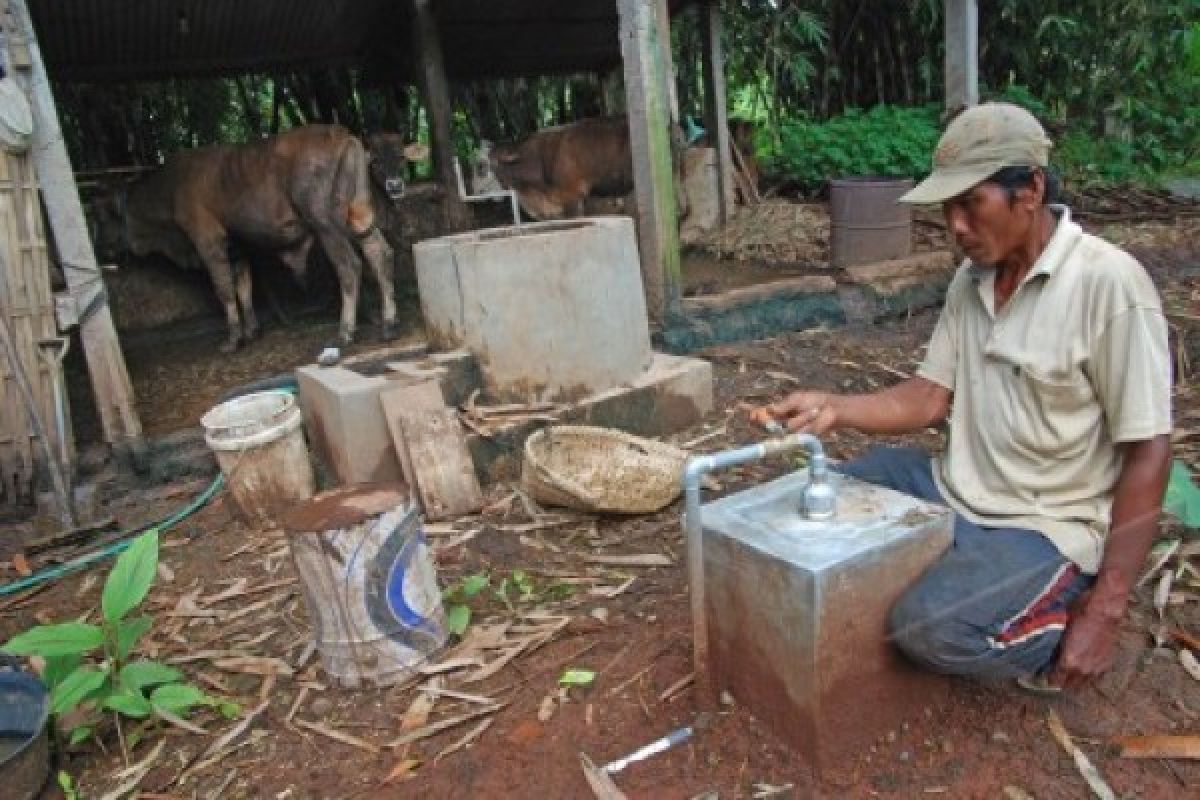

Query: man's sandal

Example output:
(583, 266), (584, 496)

(1015, 674), (1063, 697)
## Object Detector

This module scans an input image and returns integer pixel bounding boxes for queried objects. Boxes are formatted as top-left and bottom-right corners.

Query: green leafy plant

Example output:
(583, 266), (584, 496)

(494, 569), (537, 611)
(558, 669), (596, 688)
(2, 531), (230, 746)
(768, 104), (942, 192)
(441, 569), (576, 636)
(57, 770), (81, 800)
(442, 572), (490, 636)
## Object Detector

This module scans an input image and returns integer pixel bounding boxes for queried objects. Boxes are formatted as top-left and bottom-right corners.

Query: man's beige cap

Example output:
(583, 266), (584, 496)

(899, 102), (1052, 204)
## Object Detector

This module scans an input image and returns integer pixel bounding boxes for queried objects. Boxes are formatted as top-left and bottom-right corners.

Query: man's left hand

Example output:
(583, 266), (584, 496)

(1050, 592), (1123, 690)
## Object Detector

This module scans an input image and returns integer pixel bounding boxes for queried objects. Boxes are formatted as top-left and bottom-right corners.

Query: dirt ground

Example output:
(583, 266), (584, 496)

(5, 206), (1200, 799)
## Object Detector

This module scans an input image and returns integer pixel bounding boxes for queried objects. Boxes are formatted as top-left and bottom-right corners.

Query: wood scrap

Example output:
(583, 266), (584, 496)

(197, 701), (268, 763)
(382, 758), (421, 784)
(583, 553), (672, 568)
(154, 706), (209, 735)
(589, 577), (637, 598)
(1137, 540), (1181, 588)
(579, 752), (629, 800)
(380, 379), (447, 500)
(1155, 570), (1174, 618)
(1047, 710), (1116, 800)
(417, 656), (485, 676)
(391, 405), (484, 520)
(293, 718), (381, 754)
(211, 656), (294, 677)
(417, 685), (496, 706)
(659, 672), (695, 703)
(206, 771), (237, 800)
(1112, 734), (1200, 760)
(200, 578), (296, 607)
(286, 686), (309, 724)
(100, 739), (166, 800)
(433, 716), (493, 763)
(386, 704), (505, 748)
(1181, 648), (1200, 681)
(402, 677), (441, 730)
(1173, 628), (1200, 652)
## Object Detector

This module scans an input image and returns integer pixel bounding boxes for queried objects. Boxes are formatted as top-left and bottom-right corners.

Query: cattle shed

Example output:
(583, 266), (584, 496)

(1, 0), (980, 510)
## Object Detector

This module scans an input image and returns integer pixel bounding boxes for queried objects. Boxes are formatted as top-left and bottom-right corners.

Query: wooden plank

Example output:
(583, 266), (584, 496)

(380, 380), (447, 502)
(394, 408), (483, 522)
(411, 0), (472, 232)
(700, 0), (734, 225)
(618, 0), (682, 326)
(9, 0), (143, 456)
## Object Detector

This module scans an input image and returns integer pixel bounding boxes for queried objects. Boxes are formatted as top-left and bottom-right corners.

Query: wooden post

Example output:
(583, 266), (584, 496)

(654, 0), (680, 124)
(944, 0), (979, 110)
(9, 0), (143, 456)
(618, 0), (682, 326)
(700, 0), (734, 225)
(411, 0), (472, 232)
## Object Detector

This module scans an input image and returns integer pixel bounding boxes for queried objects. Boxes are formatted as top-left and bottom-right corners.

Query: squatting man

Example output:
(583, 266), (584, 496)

(761, 103), (1172, 691)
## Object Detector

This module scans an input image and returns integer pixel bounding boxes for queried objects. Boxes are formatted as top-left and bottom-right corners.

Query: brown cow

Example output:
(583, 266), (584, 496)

(109, 125), (394, 352)
(487, 115), (687, 221)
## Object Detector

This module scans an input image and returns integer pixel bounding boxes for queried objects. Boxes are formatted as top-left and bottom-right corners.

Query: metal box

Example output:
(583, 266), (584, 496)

(701, 469), (953, 771)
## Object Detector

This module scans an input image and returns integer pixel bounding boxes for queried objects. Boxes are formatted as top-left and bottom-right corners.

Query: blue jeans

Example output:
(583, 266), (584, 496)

(840, 446), (1093, 679)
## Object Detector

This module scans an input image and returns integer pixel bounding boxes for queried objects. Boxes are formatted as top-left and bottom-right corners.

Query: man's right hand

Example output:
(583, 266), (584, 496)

(767, 391), (839, 435)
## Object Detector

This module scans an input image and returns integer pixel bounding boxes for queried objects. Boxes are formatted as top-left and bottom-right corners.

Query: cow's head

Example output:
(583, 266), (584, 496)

(365, 132), (414, 200)
(487, 141), (545, 191)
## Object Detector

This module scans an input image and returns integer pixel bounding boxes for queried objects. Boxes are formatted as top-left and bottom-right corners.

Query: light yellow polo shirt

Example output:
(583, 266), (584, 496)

(918, 206), (1172, 574)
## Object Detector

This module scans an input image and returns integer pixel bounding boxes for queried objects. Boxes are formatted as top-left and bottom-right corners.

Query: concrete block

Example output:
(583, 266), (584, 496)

(701, 470), (953, 771)
(659, 276), (844, 353)
(467, 353), (713, 483)
(841, 251), (956, 296)
(414, 217), (652, 401)
(296, 366), (404, 486)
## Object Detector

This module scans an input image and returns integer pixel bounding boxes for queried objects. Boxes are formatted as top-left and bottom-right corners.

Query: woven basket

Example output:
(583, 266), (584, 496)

(520, 426), (688, 514)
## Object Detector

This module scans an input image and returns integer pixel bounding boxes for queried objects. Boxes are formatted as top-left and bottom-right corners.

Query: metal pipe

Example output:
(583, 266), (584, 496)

(682, 432), (832, 704)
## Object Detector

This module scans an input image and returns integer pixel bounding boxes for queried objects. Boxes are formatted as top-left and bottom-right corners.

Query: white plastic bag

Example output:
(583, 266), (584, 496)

(0, 76), (33, 154)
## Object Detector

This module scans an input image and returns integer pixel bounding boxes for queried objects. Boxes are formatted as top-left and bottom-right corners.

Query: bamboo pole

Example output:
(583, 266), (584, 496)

(8, 0), (144, 457)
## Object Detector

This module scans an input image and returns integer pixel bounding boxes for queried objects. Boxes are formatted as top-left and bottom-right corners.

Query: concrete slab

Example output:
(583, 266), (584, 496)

(296, 366), (407, 486)
(467, 352), (714, 482)
(701, 469), (953, 772)
(837, 250), (956, 326)
(658, 276), (843, 352)
(297, 349), (480, 487)
(297, 347), (713, 488)
(414, 217), (652, 401)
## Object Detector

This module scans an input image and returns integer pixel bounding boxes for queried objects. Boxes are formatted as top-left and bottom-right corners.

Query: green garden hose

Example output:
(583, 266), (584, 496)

(0, 473), (226, 597)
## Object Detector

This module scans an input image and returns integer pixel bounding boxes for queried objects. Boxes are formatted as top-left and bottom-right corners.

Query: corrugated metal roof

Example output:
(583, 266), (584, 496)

(27, 0), (695, 83)
(30, 0), (394, 81)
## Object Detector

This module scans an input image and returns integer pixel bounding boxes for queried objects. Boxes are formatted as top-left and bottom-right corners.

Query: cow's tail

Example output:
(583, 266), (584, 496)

(334, 134), (377, 238)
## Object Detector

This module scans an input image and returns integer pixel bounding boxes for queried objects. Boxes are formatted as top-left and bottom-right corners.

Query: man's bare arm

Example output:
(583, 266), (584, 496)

(1052, 434), (1172, 688)
(767, 376), (952, 436)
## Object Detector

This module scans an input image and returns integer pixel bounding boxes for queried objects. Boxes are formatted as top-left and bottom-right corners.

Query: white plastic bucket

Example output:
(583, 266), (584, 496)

(284, 485), (447, 688)
(201, 390), (315, 523)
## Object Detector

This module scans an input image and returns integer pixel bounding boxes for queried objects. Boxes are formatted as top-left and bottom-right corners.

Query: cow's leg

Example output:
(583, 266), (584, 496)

(314, 226), (363, 345)
(564, 197), (587, 218)
(192, 235), (243, 353)
(234, 259), (259, 341)
(356, 226), (397, 340)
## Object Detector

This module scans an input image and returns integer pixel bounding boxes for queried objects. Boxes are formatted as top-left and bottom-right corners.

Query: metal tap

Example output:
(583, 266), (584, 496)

(681, 428), (836, 704)
(756, 418), (835, 521)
